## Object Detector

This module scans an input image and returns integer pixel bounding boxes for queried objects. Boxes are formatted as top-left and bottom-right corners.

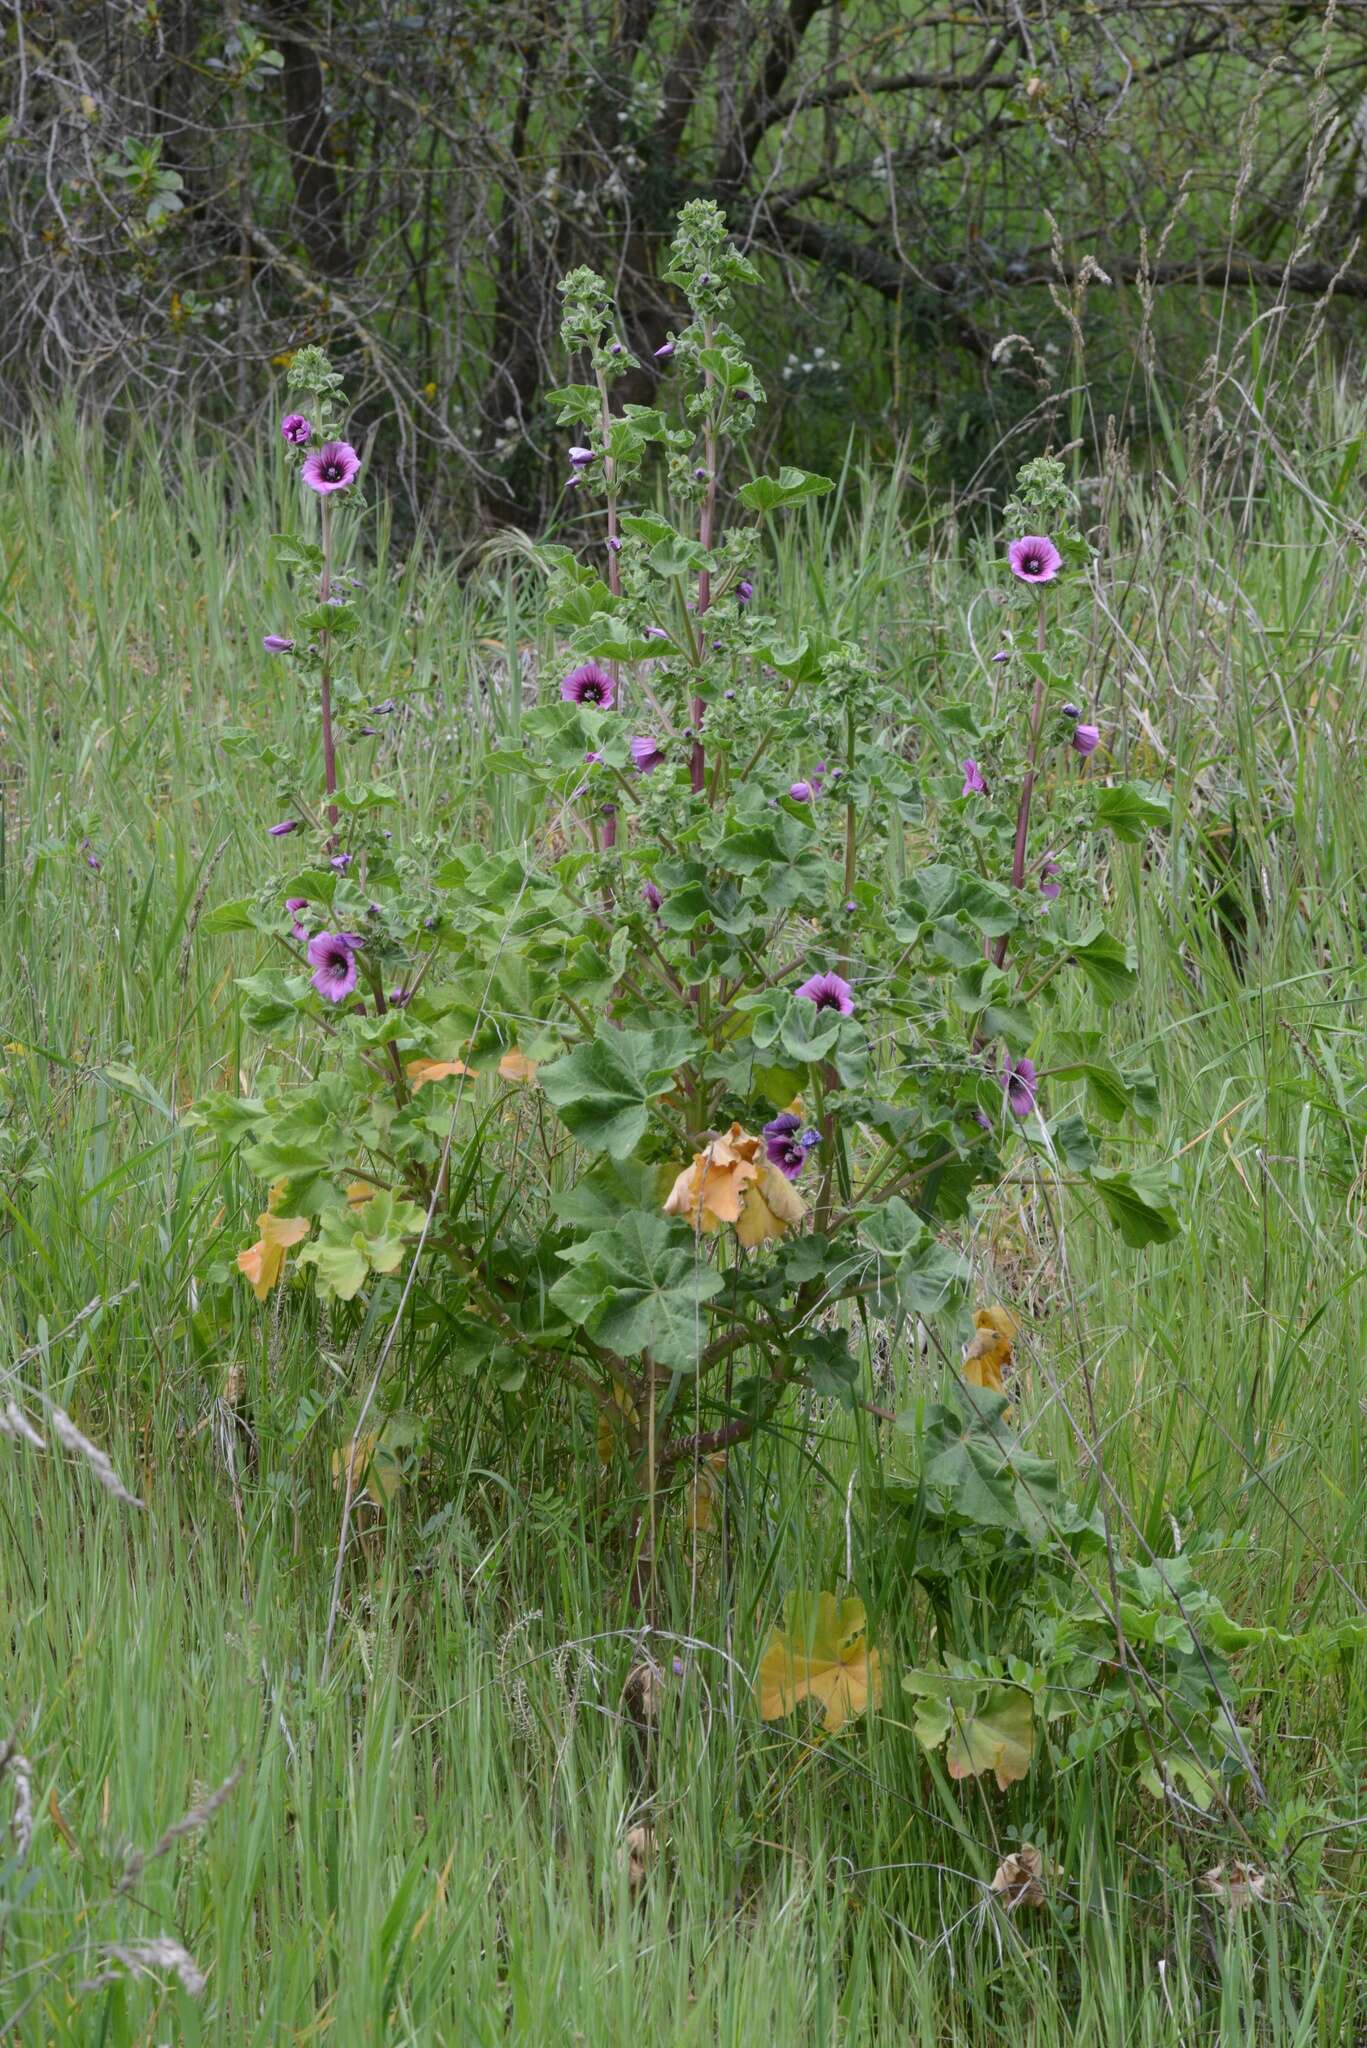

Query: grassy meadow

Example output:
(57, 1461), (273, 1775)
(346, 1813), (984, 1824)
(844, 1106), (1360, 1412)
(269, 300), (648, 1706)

(3, 365), (1367, 2044)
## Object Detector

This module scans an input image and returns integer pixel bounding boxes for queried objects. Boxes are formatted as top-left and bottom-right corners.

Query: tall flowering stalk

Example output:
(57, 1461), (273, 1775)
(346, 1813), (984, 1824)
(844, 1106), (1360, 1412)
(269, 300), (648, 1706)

(280, 350), (362, 843)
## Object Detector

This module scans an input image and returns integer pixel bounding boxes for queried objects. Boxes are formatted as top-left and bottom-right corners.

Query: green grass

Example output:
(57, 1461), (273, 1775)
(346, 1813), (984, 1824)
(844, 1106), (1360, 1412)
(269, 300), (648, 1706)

(2, 384), (1367, 2043)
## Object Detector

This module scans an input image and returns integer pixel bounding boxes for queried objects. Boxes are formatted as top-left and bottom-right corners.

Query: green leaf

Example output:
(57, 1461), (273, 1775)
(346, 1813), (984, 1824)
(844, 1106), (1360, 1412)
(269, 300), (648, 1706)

(1095, 781), (1172, 843)
(539, 1022), (699, 1158)
(1069, 924), (1138, 1005)
(551, 1153), (667, 1226)
(1090, 1164), (1180, 1247)
(858, 1196), (965, 1316)
(1050, 1112), (1099, 1171)
(738, 468), (835, 513)
(550, 1212), (723, 1368)
(1051, 1031), (1158, 1126)
(571, 615), (670, 663)
(202, 898), (257, 935)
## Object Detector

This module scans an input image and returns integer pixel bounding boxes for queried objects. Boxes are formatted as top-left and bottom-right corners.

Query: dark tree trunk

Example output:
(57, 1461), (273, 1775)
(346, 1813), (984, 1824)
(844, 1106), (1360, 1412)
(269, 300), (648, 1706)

(273, 0), (351, 278)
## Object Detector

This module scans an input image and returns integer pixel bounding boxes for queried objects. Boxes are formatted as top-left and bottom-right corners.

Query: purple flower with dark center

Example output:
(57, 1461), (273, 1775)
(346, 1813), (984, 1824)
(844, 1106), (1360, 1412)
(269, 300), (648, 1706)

(262, 634), (295, 654)
(301, 441), (361, 495)
(584, 751), (602, 765)
(1003, 1055), (1038, 1118)
(962, 759), (986, 797)
(389, 986), (411, 1006)
(607, 536), (622, 553)
(654, 341), (675, 359)
(286, 895), (310, 941)
(795, 970), (854, 1016)
(560, 662), (615, 709)
(1072, 723), (1100, 757)
(609, 341), (624, 357)
(789, 781), (813, 803)
(1061, 702), (1081, 721)
(330, 852), (352, 873)
(1039, 854), (1062, 901)
(642, 881), (662, 916)
(568, 445), (594, 467)
(737, 580), (754, 605)
(281, 413), (312, 446)
(1008, 535), (1061, 584)
(762, 1112), (822, 1181)
(724, 689), (736, 701)
(643, 625), (669, 641)
(268, 819), (298, 837)
(693, 467), (708, 482)
(307, 931), (359, 1004)
(630, 735), (665, 774)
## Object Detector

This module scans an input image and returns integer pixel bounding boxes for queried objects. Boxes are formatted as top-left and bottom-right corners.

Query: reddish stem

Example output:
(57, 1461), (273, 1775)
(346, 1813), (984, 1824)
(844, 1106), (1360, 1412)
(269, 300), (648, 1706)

(319, 494), (339, 839)
(991, 590), (1048, 969)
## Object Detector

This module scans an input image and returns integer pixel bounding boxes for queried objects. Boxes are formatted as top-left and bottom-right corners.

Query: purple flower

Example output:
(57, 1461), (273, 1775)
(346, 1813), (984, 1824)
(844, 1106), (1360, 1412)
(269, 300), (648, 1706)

(584, 751), (602, 765)
(268, 819), (298, 837)
(1061, 702), (1081, 721)
(388, 986), (412, 1007)
(973, 1107), (993, 1131)
(737, 579), (754, 605)
(560, 662), (615, 709)
(991, 649), (1011, 664)
(789, 781), (813, 803)
(302, 441), (361, 495)
(286, 895), (310, 942)
(568, 445), (594, 467)
(642, 881), (662, 916)
(795, 971), (854, 1016)
(330, 852), (352, 873)
(262, 634), (295, 654)
(654, 341), (675, 360)
(630, 735), (665, 774)
(607, 536), (623, 553)
(281, 414), (312, 446)
(1039, 855), (1062, 901)
(961, 759), (986, 797)
(643, 625), (669, 641)
(1008, 535), (1061, 584)
(307, 931), (359, 1004)
(762, 1112), (821, 1181)
(1003, 1055), (1038, 1118)
(1072, 723), (1100, 757)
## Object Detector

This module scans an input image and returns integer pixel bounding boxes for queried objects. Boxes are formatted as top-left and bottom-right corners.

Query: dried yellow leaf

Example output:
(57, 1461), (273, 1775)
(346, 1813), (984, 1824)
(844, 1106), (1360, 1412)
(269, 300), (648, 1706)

(963, 1304), (1020, 1395)
(755, 1593), (882, 1735)
(236, 1181), (310, 1301)
(663, 1123), (760, 1233)
(498, 1050), (538, 1085)
(736, 1161), (806, 1248)
(596, 1382), (639, 1465)
(684, 1451), (727, 1533)
(406, 1057), (478, 1091)
(991, 1844), (1048, 1910)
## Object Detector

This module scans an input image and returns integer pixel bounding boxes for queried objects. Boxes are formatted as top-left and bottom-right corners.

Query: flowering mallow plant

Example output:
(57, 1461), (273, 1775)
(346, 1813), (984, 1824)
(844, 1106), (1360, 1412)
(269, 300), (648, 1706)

(192, 208), (1177, 1546)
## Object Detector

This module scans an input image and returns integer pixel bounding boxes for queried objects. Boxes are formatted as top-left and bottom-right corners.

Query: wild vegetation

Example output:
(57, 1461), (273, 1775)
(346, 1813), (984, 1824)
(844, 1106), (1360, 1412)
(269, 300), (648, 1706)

(4, 1), (1366, 522)
(2, 166), (1366, 2036)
